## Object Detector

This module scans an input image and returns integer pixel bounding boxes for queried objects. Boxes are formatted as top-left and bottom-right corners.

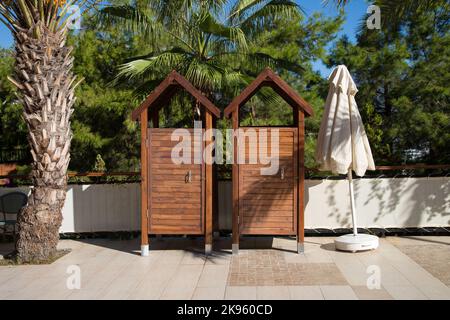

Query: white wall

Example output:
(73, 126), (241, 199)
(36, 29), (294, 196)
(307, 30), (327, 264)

(1, 177), (449, 233)
(303, 177), (450, 229)
(0, 184), (141, 233)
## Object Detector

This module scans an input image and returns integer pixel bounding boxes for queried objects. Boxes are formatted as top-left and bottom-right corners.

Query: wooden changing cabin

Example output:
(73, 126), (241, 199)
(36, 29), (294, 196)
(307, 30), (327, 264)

(132, 70), (221, 256)
(224, 68), (314, 254)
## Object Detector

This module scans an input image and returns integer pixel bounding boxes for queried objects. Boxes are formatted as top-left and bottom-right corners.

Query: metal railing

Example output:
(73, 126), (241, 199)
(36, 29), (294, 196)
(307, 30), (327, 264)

(0, 164), (449, 185)
(0, 148), (30, 163)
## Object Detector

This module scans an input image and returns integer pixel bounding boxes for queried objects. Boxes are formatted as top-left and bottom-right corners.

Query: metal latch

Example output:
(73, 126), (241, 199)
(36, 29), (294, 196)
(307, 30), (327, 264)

(185, 170), (192, 183)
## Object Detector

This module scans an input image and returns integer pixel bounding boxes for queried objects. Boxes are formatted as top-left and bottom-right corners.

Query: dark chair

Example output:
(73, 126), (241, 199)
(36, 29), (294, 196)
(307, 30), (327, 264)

(0, 191), (28, 242)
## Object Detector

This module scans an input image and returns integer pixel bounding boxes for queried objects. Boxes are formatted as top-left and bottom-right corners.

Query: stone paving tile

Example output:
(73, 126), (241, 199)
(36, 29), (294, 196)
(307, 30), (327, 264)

(192, 287), (226, 300)
(320, 285), (358, 300)
(288, 286), (324, 300)
(225, 286), (257, 300)
(2, 237), (450, 300)
(227, 249), (347, 286)
(383, 285), (429, 300)
(389, 239), (450, 286)
(351, 286), (393, 300)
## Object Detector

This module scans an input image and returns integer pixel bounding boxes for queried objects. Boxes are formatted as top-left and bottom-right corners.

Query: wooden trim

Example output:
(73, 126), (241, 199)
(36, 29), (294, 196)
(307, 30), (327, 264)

(297, 111), (305, 247)
(140, 111), (149, 247)
(201, 127), (206, 235)
(212, 117), (219, 235)
(131, 70), (220, 121)
(147, 128), (152, 235)
(224, 68), (314, 118)
(232, 111), (239, 247)
(293, 127), (298, 234)
(205, 111), (213, 247)
(131, 74), (175, 120)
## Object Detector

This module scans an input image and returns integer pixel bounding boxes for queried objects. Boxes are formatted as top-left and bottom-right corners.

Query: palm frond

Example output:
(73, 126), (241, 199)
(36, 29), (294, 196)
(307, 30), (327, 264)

(0, 0), (99, 37)
(117, 49), (189, 80)
(97, 4), (160, 40)
(199, 12), (248, 51)
(238, 0), (300, 36)
(229, 0), (266, 21)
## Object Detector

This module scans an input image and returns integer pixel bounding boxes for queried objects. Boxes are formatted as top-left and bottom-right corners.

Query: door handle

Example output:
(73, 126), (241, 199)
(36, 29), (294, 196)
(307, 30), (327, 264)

(185, 170), (192, 183)
(280, 167), (285, 180)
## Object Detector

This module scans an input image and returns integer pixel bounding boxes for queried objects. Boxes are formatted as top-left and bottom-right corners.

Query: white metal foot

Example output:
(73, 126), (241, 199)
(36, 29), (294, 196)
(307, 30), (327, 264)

(297, 243), (304, 254)
(205, 244), (212, 255)
(232, 243), (239, 255)
(141, 244), (149, 257)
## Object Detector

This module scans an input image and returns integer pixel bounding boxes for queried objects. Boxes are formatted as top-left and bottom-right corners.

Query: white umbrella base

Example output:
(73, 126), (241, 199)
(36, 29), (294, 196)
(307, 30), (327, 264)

(334, 234), (379, 252)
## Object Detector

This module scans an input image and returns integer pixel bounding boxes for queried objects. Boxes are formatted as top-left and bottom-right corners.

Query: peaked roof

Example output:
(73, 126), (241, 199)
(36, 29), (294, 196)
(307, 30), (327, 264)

(224, 68), (314, 118)
(131, 70), (221, 121)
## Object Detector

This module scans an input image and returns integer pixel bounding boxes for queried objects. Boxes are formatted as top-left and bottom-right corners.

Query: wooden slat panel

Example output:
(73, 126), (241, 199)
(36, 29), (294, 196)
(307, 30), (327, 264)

(152, 175), (202, 182)
(152, 197), (200, 204)
(151, 208), (201, 215)
(152, 186), (200, 193)
(148, 128), (204, 235)
(152, 203), (201, 209)
(238, 127), (297, 235)
(152, 214), (200, 220)
(150, 227), (202, 235)
(243, 216), (293, 223)
(243, 204), (294, 210)
(150, 140), (202, 147)
(242, 210), (294, 217)
(151, 163), (200, 169)
(242, 182), (294, 190)
(240, 227), (296, 235)
(242, 193), (293, 200)
(151, 219), (201, 226)
(242, 221), (293, 228)
(151, 168), (201, 175)
(241, 199), (293, 206)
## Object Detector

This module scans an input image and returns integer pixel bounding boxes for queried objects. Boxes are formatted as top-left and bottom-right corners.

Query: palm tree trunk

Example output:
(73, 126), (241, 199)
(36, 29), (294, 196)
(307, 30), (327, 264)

(12, 23), (75, 263)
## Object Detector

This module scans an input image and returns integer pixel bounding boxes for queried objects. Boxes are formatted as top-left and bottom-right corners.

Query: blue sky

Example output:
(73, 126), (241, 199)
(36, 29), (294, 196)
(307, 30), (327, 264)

(0, 0), (368, 77)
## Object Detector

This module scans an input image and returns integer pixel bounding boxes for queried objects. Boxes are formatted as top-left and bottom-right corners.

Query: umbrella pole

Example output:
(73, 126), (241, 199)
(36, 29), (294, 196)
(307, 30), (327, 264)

(347, 169), (358, 235)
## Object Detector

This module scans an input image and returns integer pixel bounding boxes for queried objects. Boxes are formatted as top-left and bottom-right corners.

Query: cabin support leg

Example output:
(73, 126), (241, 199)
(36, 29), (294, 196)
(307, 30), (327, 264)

(297, 110), (305, 255)
(297, 242), (304, 254)
(141, 244), (149, 257)
(205, 111), (213, 256)
(232, 111), (239, 255)
(140, 110), (149, 257)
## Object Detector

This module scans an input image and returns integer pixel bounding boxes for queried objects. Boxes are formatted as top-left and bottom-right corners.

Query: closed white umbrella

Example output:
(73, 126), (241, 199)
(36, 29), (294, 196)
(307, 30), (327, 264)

(315, 65), (378, 252)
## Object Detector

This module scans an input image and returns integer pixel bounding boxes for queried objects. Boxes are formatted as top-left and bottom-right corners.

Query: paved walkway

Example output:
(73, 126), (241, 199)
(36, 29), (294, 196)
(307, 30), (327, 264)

(0, 236), (449, 300)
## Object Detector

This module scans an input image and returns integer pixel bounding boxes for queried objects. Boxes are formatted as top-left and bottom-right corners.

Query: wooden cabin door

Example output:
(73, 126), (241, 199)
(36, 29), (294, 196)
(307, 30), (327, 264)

(239, 128), (298, 235)
(147, 128), (204, 234)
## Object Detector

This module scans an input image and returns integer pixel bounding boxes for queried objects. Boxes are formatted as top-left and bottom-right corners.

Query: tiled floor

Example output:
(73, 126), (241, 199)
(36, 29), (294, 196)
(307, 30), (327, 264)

(228, 250), (347, 286)
(0, 236), (449, 300)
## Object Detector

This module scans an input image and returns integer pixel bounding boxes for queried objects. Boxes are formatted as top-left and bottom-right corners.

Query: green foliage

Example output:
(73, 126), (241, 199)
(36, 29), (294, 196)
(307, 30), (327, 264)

(97, 0), (304, 108)
(237, 12), (343, 166)
(93, 154), (107, 172)
(0, 49), (28, 154)
(67, 15), (144, 171)
(1, 0), (448, 175)
(329, 0), (450, 164)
